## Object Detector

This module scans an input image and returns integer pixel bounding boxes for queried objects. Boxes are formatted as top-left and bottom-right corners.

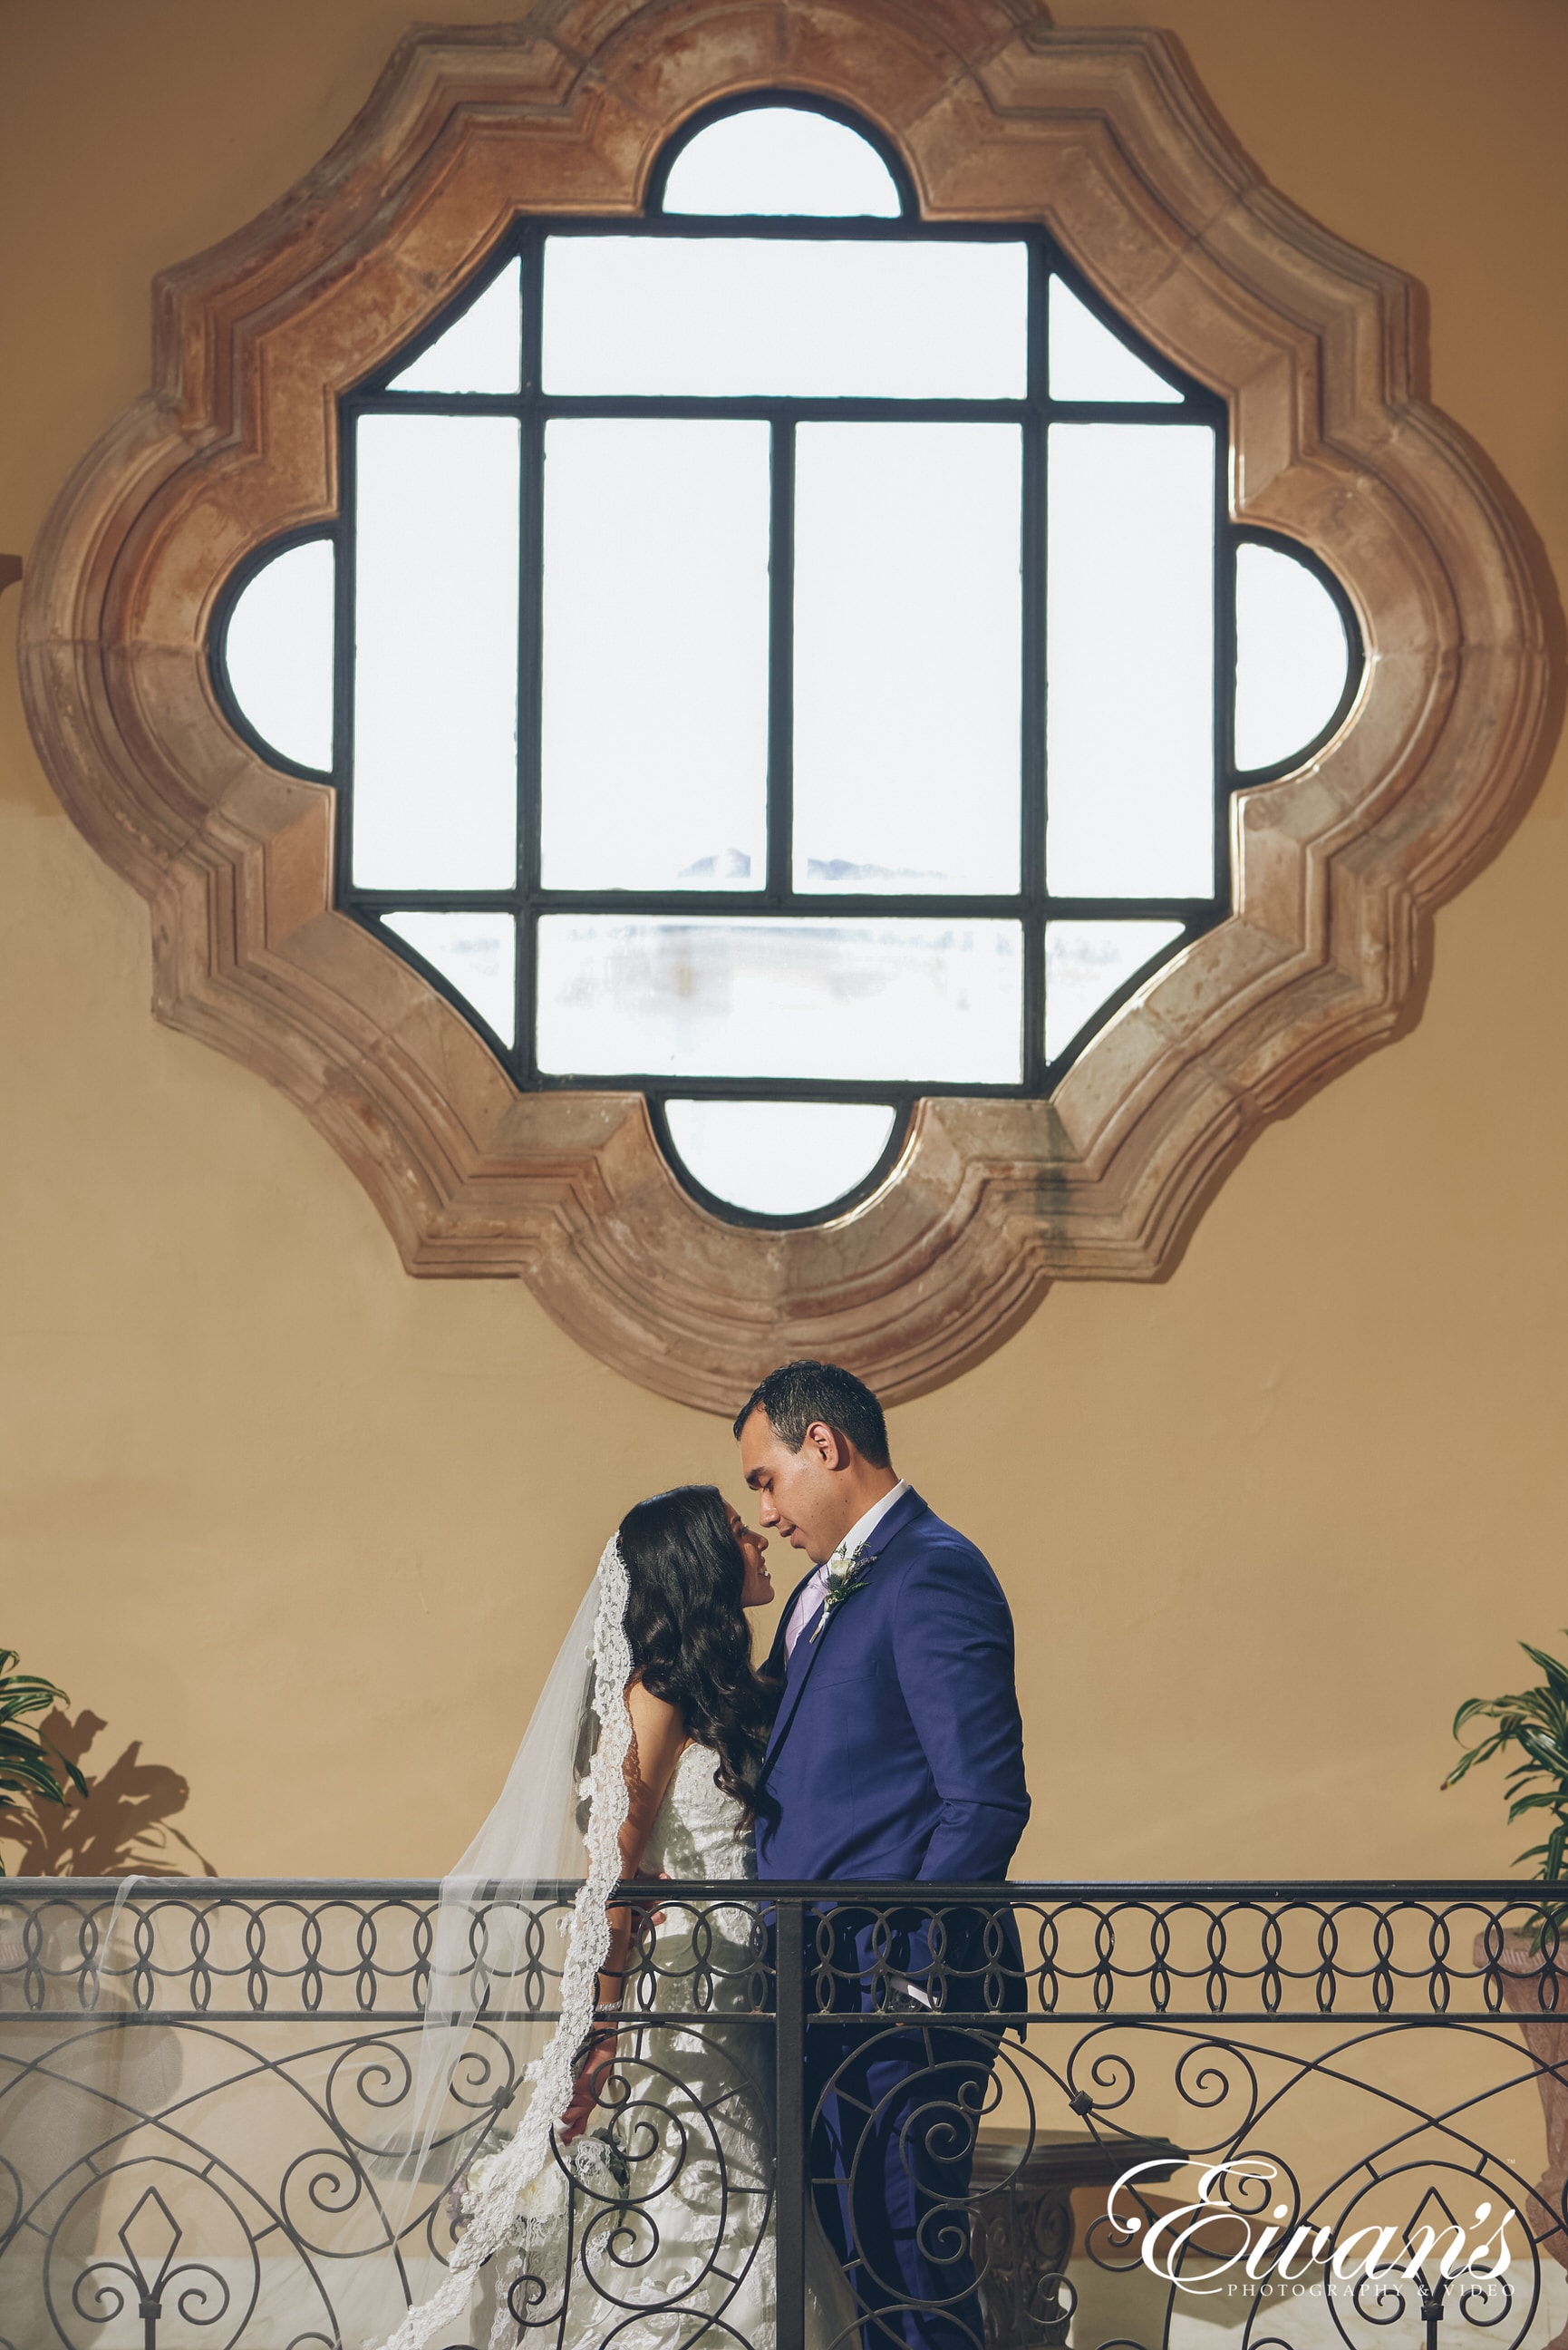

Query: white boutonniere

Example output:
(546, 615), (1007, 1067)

(810, 1541), (872, 1642)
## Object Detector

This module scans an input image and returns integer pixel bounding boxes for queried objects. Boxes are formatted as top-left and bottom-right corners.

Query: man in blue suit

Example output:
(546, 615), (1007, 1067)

(737, 1360), (1031, 2350)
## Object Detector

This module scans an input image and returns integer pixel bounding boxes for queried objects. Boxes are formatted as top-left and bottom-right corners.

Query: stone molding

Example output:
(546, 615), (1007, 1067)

(17, 0), (1556, 1412)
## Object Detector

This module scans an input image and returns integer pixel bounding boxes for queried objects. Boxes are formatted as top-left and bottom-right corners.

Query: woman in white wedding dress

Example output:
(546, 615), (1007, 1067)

(506, 1485), (788, 2350)
(382, 1487), (851, 2350)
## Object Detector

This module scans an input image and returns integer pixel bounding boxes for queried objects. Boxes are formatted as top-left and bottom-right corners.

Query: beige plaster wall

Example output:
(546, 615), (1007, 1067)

(0, 0), (1563, 1883)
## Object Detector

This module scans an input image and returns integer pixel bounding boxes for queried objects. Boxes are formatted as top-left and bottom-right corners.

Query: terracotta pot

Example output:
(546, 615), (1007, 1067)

(1476, 1931), (1568, 2266)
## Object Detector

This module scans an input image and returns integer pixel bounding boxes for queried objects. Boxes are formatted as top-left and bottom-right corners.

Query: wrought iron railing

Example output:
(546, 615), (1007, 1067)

(5, 1880), (1568, 2350)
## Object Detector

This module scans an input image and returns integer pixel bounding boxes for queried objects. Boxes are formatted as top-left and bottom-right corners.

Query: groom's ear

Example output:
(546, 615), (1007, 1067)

(804, 1420), (851, 1471)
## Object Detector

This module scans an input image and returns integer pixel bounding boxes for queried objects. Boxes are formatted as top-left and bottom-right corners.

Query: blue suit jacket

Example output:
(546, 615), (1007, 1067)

(753, 1488), (1030, 1888)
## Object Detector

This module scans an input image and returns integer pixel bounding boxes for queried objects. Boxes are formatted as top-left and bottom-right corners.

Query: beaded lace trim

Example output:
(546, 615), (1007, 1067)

(380, 1536), (634, 2350)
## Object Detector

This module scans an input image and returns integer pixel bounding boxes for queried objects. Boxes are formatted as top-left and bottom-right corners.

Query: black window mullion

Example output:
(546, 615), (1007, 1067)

(354, 884), (1120, 916)
(1214, 433), (1236, 914)
(522, 226), (546, 399)
(766, 417), (796, 907)
(534, 1073), (1019, 1103)
(333, 420), (359, 912)
(1021, 238), (1050, 1095)
(518, 228), (547, 1082)
(532, 394), (1030, 424)
(553, 211), (1015, 246)
(1041, 896), (1219, 921)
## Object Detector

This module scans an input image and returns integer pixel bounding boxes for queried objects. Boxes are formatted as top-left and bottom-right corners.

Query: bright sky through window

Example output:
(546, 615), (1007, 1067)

(541, 419), (771, 890)
(540, 238), (1028, 399)
(222, 537), (334, 772)
(1235, 540), (1352, 769)
(214, 97), (1360, 1226)
(387, 257), (523, 394)
(661, 102), (904, 217)
(663, 1099), (900, 1217)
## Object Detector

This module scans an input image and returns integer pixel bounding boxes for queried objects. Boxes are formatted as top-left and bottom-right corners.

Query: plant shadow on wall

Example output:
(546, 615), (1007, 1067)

(0, 1672), (217, 1878)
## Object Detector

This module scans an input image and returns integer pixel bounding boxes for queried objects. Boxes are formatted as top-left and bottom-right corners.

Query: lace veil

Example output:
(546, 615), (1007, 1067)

(360, 1535), (634, 2350)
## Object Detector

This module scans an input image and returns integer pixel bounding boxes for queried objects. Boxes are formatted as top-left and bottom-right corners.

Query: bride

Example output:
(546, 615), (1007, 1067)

(377, 1485), (849, 2350)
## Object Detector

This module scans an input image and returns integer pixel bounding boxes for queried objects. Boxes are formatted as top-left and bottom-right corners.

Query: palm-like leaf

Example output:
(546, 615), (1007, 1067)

(0, 1648), (88, 1872)
(1445, 1634), (1568, 1903)
(1521, 1644), (1568, 1698)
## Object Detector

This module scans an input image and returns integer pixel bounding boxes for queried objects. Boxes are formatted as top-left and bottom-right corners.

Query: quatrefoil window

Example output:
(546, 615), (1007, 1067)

(24, 0), (1543, 1406)
(211, 95), (1358, 1228)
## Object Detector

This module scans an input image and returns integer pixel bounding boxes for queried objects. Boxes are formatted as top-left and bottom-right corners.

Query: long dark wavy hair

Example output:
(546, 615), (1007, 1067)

(617, 1484), (778, 1821)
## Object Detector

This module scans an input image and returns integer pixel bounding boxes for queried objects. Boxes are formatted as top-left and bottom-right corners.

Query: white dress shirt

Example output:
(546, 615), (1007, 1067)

(782, 1478), (909, 1660)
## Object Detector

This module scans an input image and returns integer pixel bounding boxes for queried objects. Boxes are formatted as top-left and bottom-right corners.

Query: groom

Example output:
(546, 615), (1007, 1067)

(737, 1360), (1030, 2350)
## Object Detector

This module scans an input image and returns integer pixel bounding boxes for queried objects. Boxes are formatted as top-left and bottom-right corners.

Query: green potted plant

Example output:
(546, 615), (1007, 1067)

(1444, 1634), (1568, 2262)
(0, 1647), (88, 1874)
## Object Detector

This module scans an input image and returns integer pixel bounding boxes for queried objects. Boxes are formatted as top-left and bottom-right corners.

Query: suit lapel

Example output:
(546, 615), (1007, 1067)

(759, 1597), (833, 1778)
(756, 1489), (928, 1788)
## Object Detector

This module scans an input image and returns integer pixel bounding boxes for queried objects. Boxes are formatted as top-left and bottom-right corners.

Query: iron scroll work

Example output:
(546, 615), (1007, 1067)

(208, 95), (1363, 1233)
(4, 1880), (1567, 2350)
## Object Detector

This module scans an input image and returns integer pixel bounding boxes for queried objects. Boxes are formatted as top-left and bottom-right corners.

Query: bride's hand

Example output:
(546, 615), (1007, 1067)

(558, 2022), (618, 2142)
(633, 1866), (672, 1932)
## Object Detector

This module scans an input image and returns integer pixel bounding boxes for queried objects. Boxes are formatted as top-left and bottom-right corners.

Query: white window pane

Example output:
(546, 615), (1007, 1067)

(352, 414), (519, 889)
(1048, 277), (1183, 404)
(1235, 541), (1351, 770)
(1045, 919), (1185, 1062)
(1045, 422), (1216, 897)
(223, 539), (334, 772)
(663, 106), (901, 218)
(537, 918), (1022, 1082)
(663, 1100), (897, 1217)
(387, 258), (521, 394)
(540, 421), (769, 890)
(543, 237), (1027, 399)
(793, 424), (1021, 894)
(381, 913), (516, 1047)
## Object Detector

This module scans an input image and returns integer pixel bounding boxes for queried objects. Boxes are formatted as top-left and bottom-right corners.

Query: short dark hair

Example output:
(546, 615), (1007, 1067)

(731, 1359), (890, 1469)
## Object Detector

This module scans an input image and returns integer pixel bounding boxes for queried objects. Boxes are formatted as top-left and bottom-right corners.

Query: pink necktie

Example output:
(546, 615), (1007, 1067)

(784, 1563), (831, 1659)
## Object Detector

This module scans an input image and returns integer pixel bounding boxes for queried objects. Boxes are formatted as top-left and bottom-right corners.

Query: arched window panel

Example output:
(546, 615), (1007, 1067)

(1234, 534), (1359, 774)
(385, 256), (523, 395)
(1044, 920), (1189, 1068)
(379, 913), (518, 1050)
(1044, 420), (1220, 899)
(1048, 276), (1184, 405)
(656, 1099), (902, 1225)
(653, 96), (910, 219)
(653, 94), (921, 220)
(68, 0), (1532, 1404)
(349, 413), (519, 891)
(540, 418), (771, 893)
(213, 533), (335, 779)
(540, 234), (1028, 399)
(535, 919), (1025, 1085)
(791, 421), (1022, 896)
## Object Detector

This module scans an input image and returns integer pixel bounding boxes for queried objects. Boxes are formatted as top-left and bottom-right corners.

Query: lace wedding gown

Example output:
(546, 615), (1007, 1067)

(479, 1740), (851, 2350)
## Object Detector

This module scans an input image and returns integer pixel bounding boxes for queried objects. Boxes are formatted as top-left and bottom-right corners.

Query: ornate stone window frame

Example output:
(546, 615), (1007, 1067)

(19, 0), (1554, 1413)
